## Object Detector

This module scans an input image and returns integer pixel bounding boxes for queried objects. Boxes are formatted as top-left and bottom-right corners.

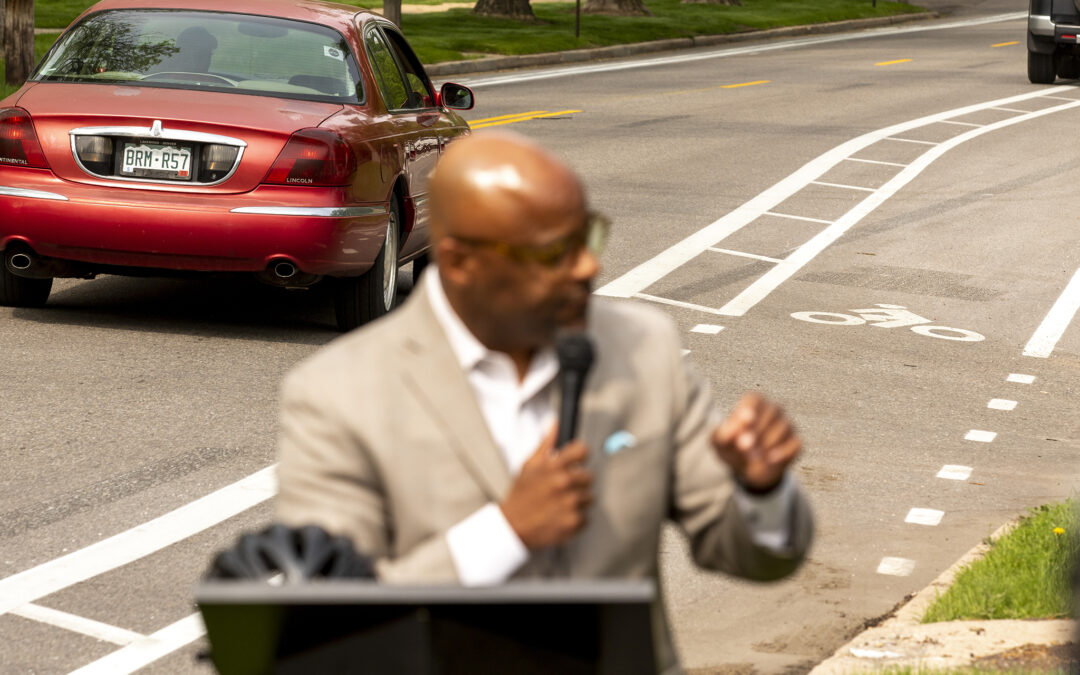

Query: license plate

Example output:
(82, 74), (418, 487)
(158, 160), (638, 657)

(121, 142), (192, 180)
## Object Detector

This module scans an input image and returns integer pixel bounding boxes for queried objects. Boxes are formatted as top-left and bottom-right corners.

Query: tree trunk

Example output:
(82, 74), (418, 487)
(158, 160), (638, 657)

(583, 0), (651, 17)
(473, 0), (534, 21)
(382, 0), (402, 28)
(4, 0), (33, 85)
(681, 0), (740, 5)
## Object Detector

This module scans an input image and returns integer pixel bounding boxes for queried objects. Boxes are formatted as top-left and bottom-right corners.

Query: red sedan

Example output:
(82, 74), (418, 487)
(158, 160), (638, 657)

(0, 0), (474, 330)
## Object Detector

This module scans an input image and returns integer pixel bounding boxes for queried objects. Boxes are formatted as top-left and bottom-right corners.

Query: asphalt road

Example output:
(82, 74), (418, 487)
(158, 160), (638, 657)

(2, 1), (1079, 672)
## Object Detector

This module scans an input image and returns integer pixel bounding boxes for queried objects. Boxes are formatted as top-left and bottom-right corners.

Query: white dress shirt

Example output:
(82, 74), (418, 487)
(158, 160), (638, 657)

(425, 270), (795, 586)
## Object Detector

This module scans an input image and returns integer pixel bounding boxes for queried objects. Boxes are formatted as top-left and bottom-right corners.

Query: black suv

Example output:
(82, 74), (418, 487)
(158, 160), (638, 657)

(1029, 0), (1080, 82)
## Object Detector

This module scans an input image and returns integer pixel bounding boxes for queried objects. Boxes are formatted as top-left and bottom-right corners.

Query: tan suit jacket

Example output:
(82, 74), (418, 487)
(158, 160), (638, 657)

(276, 281), (813, 673)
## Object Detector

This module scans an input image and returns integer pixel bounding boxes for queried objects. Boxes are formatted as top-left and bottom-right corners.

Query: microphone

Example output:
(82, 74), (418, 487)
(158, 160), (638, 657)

(555, 333), (595, 449)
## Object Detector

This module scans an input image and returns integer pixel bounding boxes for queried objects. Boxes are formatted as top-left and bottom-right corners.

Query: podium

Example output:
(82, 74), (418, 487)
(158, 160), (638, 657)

(196, 580), (658, 675)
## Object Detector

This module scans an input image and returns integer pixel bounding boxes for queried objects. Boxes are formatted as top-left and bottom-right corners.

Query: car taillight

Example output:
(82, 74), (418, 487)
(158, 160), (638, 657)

(263, 129), (356, 186)
(0, 108), (48, 169)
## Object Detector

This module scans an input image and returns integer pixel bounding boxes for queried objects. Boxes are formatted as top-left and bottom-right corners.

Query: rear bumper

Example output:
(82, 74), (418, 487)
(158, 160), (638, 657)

(0, 168), (389, 276)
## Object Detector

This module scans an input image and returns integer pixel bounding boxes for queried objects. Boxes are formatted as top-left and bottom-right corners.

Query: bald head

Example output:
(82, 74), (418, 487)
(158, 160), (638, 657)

(429, 132), (586, 246)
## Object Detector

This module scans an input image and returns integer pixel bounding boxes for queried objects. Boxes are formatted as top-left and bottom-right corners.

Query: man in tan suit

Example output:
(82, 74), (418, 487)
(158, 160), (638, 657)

(276, 132), (812, 673)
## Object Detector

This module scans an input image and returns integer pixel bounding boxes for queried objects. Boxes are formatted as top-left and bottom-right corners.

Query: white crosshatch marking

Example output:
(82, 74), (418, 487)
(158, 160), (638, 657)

(1007, 373), (1035, 384)
(965, 430), (997, 443)
(905, 508), (945, 526)
(937, 465), (973, 480)
(987, 399), (1017, 411)
(690, 324), (724, 335)
(877, 557), (916, 576)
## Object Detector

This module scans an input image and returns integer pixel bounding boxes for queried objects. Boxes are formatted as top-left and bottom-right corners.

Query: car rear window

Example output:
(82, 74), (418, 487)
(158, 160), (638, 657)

(35, 9), (364, 103)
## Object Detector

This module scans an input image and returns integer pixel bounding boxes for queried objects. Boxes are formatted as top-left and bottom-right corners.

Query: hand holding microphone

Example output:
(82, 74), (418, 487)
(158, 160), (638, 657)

(499, 333), (595, 550)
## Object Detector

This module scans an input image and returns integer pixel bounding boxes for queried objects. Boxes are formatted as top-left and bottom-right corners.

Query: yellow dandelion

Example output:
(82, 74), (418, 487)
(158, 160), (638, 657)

(1053, 527), (1065, 536)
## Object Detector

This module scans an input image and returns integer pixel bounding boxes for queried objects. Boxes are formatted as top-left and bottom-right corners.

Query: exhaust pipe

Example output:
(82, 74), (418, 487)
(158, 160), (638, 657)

(256, 259), (320, 288)
(274, 261), (297, 279)
(8, 253), (32, 271)
(5, 248), (93, 279)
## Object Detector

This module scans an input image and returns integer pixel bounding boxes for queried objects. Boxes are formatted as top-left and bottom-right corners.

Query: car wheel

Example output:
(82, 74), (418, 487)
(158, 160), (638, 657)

(0, 261), (52, 308)
(334, 200), (401, 331)
(1028, 49), (1057, 84)
(1058, 55), (1080, 79)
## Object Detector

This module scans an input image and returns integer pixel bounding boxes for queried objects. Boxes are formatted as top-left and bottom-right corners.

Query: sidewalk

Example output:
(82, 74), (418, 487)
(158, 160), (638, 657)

(812, 522), (1075, 673)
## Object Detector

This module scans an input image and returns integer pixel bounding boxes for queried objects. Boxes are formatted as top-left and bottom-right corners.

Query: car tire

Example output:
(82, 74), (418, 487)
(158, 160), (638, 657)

(1058, 55), (1080, 79)
(1028, 49), (1057, 84)
(411, 250), (429, 286)
(334, 200), (401, 332)
(0, 261), (52, 308)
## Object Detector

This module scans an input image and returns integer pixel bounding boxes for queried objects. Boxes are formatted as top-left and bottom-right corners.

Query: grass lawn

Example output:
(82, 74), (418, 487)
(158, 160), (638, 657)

(922, 500), (1079, 623)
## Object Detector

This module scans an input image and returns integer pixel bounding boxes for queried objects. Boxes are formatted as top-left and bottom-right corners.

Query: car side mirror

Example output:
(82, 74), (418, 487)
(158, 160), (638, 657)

(438, 82), (474, 111)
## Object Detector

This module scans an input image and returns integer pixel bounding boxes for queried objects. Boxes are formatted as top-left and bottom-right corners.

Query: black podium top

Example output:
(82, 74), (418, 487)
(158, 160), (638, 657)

(196, 580), (658, 675)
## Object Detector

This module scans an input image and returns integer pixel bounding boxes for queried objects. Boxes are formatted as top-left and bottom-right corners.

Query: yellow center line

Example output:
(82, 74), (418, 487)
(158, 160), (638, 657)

(992, 41), (1019, 47)
(662, 80), (771, 96)
(470, 110), (582, 129)
(467, 110), (547, 124)
(875, 58), (912, 66)
(720, 79), (771, 89)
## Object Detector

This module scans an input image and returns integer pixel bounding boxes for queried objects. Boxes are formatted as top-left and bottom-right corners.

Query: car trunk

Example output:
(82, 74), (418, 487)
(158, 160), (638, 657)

(18, 83), (343, 193)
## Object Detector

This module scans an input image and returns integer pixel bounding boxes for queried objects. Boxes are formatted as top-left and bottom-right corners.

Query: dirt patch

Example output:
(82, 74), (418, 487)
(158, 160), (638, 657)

(973, 642), (1076, 672)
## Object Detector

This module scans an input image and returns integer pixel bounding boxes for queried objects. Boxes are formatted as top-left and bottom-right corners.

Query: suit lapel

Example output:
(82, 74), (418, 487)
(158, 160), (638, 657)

(395, 284), (513, 501)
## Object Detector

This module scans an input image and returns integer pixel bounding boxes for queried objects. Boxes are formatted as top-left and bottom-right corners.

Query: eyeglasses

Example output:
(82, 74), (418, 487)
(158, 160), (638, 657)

(451, 212), (610, 269)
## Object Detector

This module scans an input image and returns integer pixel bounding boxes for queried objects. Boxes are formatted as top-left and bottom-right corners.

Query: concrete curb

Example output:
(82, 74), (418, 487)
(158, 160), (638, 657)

(426, 11), (938, 77)
(810, 518), (1076, 674)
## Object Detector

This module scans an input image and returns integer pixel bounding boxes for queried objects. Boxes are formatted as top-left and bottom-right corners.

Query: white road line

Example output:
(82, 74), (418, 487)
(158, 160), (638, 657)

(843, 157), (908, 167)
(809, 180), (876, 192)
(939, 119), (983, 127)
(1007, 373), (1036, 384)
(905, 508), (945, 526)
(987, 398), (1018, 411)
(965, 430), (997, 443)
(596, 87), (1078, 311)
(460, 13), (1027, 88)
(877, 557), (916, 576)
(11, 604), (146, 646)
(991, 106), (1033, 114)
(763, 211), (835, 224)
(1042, 94), (1080, 102)
(68, 613), (205, 675)
(690, 323), (725, 334)
(1022, 266), (1080, 358)
(707, 247), (782, 263)
(884, 136), (939, 145)
(937, 465), (973, 480)
(633, 293), (728, 315)
(0, 467), (276, 616)
(681, 349), (692, 356)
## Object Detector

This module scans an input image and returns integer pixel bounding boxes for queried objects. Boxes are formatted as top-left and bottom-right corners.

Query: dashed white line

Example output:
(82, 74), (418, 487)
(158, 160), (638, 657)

(1022, 266), (1080, 358)
(843, 157), (907, 167)
(939, 119), (983, 127)
(809, 180), (876, 192)
(0, 467), (277, 616)
(905, 508), (945, 526)
(68, 613), (205, 675)
(965, 429), (997, 443)
(763, 211), (834, 224)
(877, 557), (916, 576)
(633, 293), (727, 316)
(689, 323), (725, 334)
(11, 604), (146, 646)
(884, 136), (938, 145)
(1007, 373), (1036, 384)
(987, 398), (1017, 411)
(708, 247), (782, 263)
(937, 465), (973, 480)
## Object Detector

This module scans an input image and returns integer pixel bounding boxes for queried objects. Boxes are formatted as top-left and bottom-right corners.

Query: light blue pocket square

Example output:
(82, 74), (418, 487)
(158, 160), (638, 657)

(603, 430), (637, 456)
